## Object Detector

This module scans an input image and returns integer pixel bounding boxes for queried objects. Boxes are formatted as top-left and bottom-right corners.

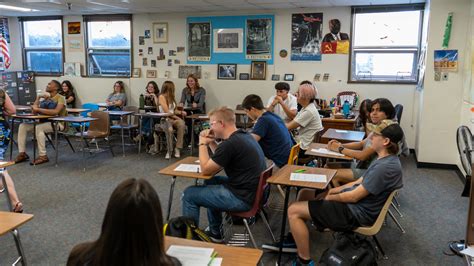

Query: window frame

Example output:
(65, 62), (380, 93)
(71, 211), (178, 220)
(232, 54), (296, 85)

(19, 16), (64, 76)
(348, 4), (425, 84)
(83, 14), (133, 78)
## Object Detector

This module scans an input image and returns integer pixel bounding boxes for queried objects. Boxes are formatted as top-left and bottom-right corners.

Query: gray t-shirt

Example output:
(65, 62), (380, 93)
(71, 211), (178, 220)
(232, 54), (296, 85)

(345, 155), (403, 226)
(106, 92), (127, 106)
(294, 103), (323, 150)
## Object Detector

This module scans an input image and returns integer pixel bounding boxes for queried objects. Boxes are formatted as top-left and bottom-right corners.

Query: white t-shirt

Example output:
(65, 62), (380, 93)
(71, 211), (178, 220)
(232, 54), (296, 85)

(267, 93), (298, 122)
(294, 103), (323, 150)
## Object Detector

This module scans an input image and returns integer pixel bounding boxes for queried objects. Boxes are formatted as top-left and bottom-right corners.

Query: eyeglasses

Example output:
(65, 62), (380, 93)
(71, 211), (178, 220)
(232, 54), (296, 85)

(210, 120), (222, 126)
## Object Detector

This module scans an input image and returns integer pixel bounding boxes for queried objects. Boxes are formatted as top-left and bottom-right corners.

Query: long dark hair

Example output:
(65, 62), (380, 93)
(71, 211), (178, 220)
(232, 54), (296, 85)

(61, 80), (75, 94)
(359, 99), (372, 131)
(371, 98), (395, 120)
(146, 81), (160, 95)
(71, 178), (173, 266)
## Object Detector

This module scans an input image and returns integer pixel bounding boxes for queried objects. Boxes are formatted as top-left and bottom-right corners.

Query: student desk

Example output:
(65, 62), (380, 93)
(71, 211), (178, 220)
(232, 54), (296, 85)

(15, 105), (32, 113)
(165, 236), (263, 266)
(186, 114), (210, 155)
(159, 156), (220, 221)
(66, 108), (90, 115)
(135, 112), (172, 154)
(140, 105), (158, 111)
(9, 114), (55, 164)
(320, 128), (365, 144)
(105, 110), (135, 156)
(321, 117), (356, 134)
(267, 165), (336, 265)
(305, 143), (353, 160)
(0, 211), (34, 266)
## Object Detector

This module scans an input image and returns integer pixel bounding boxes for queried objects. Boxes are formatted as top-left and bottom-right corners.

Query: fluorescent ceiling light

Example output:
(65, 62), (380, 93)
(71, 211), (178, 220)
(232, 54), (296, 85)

(0, 4), (38, 12)
(86, 1), (128, 9)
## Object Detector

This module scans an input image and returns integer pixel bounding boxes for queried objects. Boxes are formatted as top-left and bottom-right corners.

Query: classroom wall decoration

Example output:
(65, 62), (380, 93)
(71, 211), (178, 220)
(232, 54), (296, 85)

(321, 18), (350, 54)
(434, 49), (458, 72)
(178, 65), (202, 79)
(213, 28), (243, 53)
(188, 22), (211, 61)
(291, 13), (323, 61)
(246, 18), (272, 60)
(153, 22), (168, 43)
(250, 61), (266, 80)
(67, 22), (81, 34)
(217, 64), (237, 80)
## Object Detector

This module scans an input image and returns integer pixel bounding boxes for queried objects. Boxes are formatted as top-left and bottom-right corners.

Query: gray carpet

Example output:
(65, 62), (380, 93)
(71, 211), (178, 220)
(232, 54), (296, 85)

(0, 137), (468, 265)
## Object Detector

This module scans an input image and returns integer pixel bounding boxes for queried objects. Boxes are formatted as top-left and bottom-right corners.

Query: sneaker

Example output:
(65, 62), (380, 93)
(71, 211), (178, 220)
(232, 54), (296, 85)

(14, 152), (29, 163)
(174, 148), (181, 158)
(204, 227), (224, 243)
(261, 233), (297, 253)
(165, 152), (171, 159)
(292, 258), (315, 266)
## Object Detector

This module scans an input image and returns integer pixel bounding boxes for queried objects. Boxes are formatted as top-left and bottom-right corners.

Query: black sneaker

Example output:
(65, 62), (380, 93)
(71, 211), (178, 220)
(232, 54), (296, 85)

(204, 227), (224, 243)
(261, 233), (297, 253)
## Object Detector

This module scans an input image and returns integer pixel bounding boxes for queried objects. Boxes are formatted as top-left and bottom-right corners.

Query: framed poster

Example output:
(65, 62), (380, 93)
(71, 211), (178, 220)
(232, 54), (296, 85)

(246, 18), (272, 60)
(68, 22), (81, 34)
(188, 22), (211, 61)
(213, 28), (243, 53)
(291, 13), (323, 61)
(146, 70), (157, 78)
(132, 68), (141, 78)
(153, 22), (168, 43)
(250, 61), (266, 80)
(217, 64), (237, 80)
(178, 65), (202, 79)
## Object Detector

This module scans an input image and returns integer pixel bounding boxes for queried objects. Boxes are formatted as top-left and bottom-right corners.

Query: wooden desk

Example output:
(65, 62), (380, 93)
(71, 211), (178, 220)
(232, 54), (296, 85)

(305, 143), (353, 160)
(0, 211), (34, 265)
(105, 110), (135, 156)
(159, 156), (219, 220)
(321, 128), (365, 144)
(267, 164), (337, 265)
(135, 112), (173, 154)
(321, 117), (356, 137)
(165, 236), (263, 266)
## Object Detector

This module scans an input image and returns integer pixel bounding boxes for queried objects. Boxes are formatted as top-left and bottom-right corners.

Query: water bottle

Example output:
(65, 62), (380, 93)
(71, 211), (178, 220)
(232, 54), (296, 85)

(139, 94), (145, 109)
(342, 100), (351, 118)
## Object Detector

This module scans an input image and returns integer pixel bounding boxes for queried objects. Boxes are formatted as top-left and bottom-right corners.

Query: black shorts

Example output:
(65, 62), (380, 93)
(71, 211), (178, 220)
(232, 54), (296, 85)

(308, 200), (360, 232)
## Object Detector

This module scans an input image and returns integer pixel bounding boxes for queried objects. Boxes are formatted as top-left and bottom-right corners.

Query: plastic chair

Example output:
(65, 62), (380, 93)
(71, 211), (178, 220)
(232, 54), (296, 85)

(76, 111), (114, 157)
(71, 103), (100, 129)
(111, 106), (139, 141)
(228, 164), (275, 248)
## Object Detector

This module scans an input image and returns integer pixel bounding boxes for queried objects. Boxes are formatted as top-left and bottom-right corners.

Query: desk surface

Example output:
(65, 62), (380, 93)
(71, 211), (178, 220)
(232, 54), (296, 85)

(165, 236), (262, 266)
(15, 105), (32, 111)
(321, 128), (365, 143)
(11, 114), (55, 120)
(135, 112), (173, 118)
(187, 114), (210, 120)
(66, 108), (90, 114)
(104, 110), (134, 116)
(50, 117), (98, 123)
(267, 164), (336, 189)
(0, 212), (34, 236)
(96, 102), (108, 108)
(159, 156), (217, 179)
(305, 143), (353, 160)
(234, 109), (247, 115)
(0, 161), (15, 168)
(322, 117), (356, 123)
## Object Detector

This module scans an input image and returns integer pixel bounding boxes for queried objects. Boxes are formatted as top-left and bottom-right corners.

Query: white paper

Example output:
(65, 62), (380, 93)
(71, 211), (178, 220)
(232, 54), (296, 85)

(335, 129), (348, 133)
(311, 148), (345, 157)
(195, 159), (200, 163)
(198, 115), (209, 119)
(166, 245), (214, 266)
(461, 245), (474, 257)
(209, 257), (222, 266)
(174, 164), (201, 173)
(290, 173), (327, 183)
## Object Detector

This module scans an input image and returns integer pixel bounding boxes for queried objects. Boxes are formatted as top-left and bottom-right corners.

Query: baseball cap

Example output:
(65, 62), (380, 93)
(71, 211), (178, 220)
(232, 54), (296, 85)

(372, 120), (404, 144)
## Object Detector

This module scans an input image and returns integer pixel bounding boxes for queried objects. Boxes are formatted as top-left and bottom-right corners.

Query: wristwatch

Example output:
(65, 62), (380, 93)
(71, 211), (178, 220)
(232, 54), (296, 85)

(338, 146), (345, 153)
(199, 143), (208, 146)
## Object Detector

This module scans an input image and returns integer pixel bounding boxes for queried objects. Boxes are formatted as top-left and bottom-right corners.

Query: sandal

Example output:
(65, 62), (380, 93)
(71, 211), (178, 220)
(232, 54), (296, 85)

(31, 155), (49, 165)
(13, 202), (23, 213)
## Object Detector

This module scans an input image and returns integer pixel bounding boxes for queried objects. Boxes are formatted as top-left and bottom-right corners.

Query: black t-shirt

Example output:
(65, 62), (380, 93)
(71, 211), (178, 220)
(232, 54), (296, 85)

(211, 129), (267, 205)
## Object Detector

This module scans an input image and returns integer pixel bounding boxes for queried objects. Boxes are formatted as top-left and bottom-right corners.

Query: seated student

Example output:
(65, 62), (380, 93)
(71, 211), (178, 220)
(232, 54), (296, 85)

(182, 107), (266, 242)
(67, 178), (181, 266)
(179, 74), (206, 113)
(242, 94), (294, 168)
(60, 80), (76, 108)
(105, 81), (127, 111)
(296, 80), (318, 112)
(139, 81), (160, 146)
(327, 98), (395, 186)
(267, 82), (297, 122)
(355, 99), (372, 134)
(15, 80), (67, 165)
(286, 84), (323, 159)
(158, 81), (186, 159)
(287, 121), (404, 266)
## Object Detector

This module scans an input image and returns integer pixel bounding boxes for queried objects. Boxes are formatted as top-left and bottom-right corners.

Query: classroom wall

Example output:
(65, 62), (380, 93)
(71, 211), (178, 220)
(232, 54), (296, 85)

(7, 6), (420, 151)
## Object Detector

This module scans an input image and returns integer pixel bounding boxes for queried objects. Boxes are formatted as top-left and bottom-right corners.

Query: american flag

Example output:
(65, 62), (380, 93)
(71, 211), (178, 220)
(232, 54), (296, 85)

(0, 18), (10, 69)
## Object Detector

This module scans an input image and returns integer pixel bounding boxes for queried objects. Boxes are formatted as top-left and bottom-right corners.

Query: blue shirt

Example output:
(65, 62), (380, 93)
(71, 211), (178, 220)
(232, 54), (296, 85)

(252, 112), (294, 168)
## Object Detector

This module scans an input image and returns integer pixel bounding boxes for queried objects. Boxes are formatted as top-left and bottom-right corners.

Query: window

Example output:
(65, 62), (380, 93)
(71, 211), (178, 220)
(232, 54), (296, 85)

(20, 17), (63, 75)
(85, 15), (131, 77)
(349, 5), (424, 83)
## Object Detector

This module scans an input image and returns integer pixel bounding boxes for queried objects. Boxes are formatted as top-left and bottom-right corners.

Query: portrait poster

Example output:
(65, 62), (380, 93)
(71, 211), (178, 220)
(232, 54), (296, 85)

(213, 28), (243, 53)
(188, 22), (211, 61)
(68, 22), (81, 34)
(246, 18), (272, 60)
(291, 13), (323, 61)
(434, 49), (458, 72)
(321, 18), (350, 54)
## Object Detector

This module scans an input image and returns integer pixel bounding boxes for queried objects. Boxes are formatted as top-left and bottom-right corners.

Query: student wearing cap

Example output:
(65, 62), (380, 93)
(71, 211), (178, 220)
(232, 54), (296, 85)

(267, 82), (298, 122)
(286, 121), (404, 266)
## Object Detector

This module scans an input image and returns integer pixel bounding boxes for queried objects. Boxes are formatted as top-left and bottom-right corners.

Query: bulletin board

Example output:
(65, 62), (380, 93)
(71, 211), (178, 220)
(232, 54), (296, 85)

(186, 15), (274, 65)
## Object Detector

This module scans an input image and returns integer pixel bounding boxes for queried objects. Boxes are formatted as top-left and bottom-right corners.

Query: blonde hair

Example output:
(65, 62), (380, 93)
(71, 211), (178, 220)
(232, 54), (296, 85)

(113, 81), (125, 93)
(160, 81), (176, 106)
(208, 106), (235, 124)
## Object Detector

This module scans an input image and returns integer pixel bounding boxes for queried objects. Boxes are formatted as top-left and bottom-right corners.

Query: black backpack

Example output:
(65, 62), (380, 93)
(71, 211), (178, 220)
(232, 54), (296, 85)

(163, 216), (212, 242)
(319, 232), (377, 266)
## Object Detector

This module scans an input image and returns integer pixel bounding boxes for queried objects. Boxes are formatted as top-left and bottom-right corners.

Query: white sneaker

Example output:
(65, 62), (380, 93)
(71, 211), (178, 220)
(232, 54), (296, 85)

(174, 148), (181, 158)
(165, 152), (171, 159)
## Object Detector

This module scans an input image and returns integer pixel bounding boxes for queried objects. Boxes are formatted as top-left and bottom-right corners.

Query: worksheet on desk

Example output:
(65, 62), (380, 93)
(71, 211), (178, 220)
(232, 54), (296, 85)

(174, 164), (201, 172)
(167, 245), (220, 266)
(290, 173), (327, 183)
(311, 148), (345, 157)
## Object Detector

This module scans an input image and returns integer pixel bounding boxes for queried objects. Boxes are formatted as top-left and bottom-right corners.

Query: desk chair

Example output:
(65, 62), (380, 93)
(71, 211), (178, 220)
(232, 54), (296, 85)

(111, 106), (139, 143)
(394, 104), (403, 124)
(77, 111), (114, 157)
(0, 211), (33, 266)
(71, 103), (100, 130)
(353, 190), (400, 259)
(226, 164), (275, 248)
(276, 143), (300, 197)
(235, 104), (253, 129)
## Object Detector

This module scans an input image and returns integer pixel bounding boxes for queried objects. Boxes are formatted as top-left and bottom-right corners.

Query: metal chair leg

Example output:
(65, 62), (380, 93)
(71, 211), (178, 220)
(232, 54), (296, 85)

(242, 218), (257, 248)
(64, 135), (76, 153)
(45, 134), (55, 150)
(388, 209), (406, 234)
(259, 210), (276, 243)
(391, 202), (403, 217)
(393, 194), (401, 207)
(12, 229), (27, 266)
(107, 138), (115, 157)
(373, 235), (388, 260)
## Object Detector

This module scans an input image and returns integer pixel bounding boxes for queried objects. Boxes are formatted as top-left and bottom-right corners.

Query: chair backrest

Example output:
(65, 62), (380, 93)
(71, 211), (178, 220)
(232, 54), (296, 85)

(354, 190), (398, 235)
(88, 111), (110, 136)
(394, 104), (403, 124)
(81, 103), (100, 117)
(287, 143), (300, 165)
(122, 106), (139, 125)
(337, 91), (358, 108)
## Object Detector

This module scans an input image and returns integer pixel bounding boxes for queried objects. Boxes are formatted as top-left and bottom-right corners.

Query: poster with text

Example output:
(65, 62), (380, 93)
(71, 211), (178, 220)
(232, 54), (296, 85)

(434, 49), (458, 72)
(188, 22), (211, 61)
(291, 13), (323, 61)
(246, 18), (272, 60)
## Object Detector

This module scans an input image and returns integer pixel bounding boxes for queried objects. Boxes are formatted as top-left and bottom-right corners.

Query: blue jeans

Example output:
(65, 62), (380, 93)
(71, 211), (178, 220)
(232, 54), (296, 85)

(182, 176), (251, 234)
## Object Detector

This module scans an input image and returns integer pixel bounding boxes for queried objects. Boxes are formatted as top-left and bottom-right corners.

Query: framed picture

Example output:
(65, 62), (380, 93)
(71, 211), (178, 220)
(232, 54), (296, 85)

(213, 28), (243, 53)
(239, 73), (249, 80)
(284, 74), (294, 81)
(271, 74), (280, 81)
(153, 22), (168, 43)
(217, 64), (237, 80)
(250, 61), (267, 80)
(188, 22), (211, 61)
(146, 70), (157, 78)
(132, 68), (141, 78)
(178, 65), (202, 79)
(68, 22), (81, 34)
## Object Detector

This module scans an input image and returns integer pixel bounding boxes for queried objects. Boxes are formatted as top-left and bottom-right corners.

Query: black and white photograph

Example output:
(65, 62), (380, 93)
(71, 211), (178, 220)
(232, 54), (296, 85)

(169, 50), (176, 56)
(246, 18), (272, 60)
(239, 73), (249, 80)
(271, 74), (280, 81)
(153, 22), (168, 43)
(284, 73), (294, 81)
(139, 36), (145, 45)
(148, 47), (153, 55)
(250, 61), (266, 80)
(291, 13), (323, 61)
(213, 28), (243, 53)
(178, 65), (202, 79)
(168, 59), (172, 66)
(142, 58), (148, 66)
(188, 22), (211, 61)
(138, 49), (143, 56)
(217, 64), (237, 80)
(151, 60), (156, 67)
(144, 30), (150, 39)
